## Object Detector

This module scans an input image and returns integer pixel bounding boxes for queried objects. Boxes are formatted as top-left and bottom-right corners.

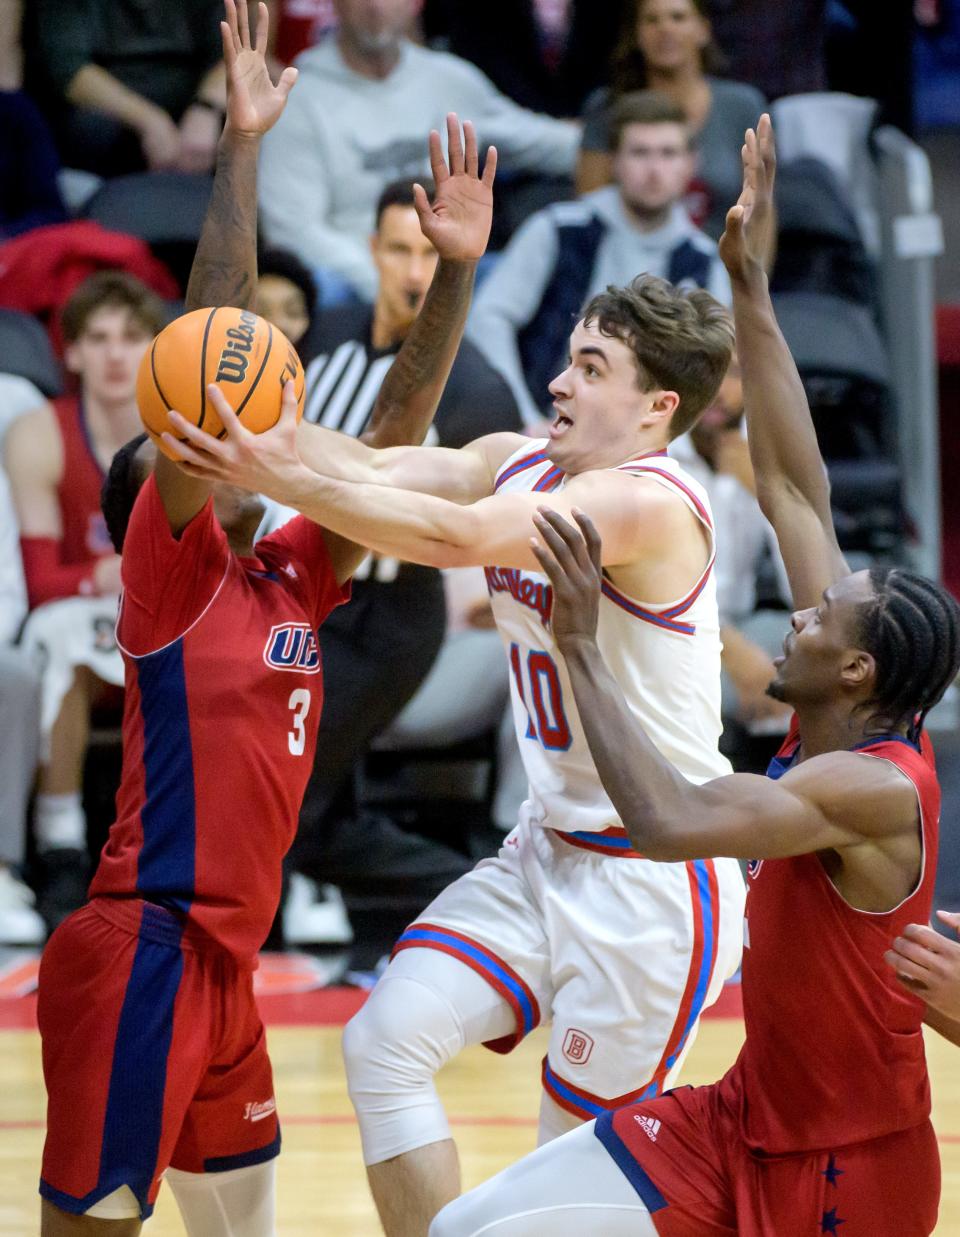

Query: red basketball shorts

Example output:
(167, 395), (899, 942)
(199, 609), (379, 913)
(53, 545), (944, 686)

(595, 1080), (940, 1236)
(38, 898), (279, 1219)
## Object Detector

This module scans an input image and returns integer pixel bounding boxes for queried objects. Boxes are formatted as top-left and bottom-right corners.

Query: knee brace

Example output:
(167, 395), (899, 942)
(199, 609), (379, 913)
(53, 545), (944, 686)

(343, 948), (515, 1165)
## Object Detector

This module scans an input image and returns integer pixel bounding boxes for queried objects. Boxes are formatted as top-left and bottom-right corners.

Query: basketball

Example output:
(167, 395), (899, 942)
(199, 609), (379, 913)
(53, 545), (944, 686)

(136, 306), (305, 459)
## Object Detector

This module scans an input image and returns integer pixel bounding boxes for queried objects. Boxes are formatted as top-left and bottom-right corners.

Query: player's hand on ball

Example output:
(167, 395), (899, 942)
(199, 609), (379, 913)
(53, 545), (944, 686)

(530, 507), (603, 649)
(413, 113), (496, 263)
(884, 912), (960, 1021)
(719, 113), (776, 284)
(163, 381), (306, 502)
(222, 0), (297, 141)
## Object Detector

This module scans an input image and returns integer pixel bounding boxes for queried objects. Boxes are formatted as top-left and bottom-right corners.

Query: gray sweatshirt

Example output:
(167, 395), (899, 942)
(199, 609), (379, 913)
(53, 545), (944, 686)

(467, 187), (732, 424)
(259, 37), (580, 298)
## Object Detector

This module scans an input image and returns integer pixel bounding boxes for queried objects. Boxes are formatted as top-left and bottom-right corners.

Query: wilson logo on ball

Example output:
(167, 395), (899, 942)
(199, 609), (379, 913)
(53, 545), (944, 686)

(215, 310), (259, 384)
(263, 623), (321, 674)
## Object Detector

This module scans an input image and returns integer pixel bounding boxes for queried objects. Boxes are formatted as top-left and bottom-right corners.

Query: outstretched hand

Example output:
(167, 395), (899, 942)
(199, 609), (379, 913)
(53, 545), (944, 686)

(718, 112), (776, 284)
(162, 382), (307, 504)
(222, 0), (297, 140)
(885, 911), (960, 1021)
(413, 113), (497, 263)
(531, 508), (603, 649)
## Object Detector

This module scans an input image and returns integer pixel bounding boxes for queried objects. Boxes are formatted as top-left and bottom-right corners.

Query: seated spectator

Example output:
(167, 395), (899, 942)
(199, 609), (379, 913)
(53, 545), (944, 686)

(5, 271), (166, 931)
(578, 0), (765, 239)
(0, 458), (43, 943)
(421, 0), (625, 119)
(258, 0), (581, 300)
(256, 246), (318, 347)
(24, 0), (228, 177)
(260, 178), (523, 945)
(469, 91), (730, 424)
(670, 354), (792, 737)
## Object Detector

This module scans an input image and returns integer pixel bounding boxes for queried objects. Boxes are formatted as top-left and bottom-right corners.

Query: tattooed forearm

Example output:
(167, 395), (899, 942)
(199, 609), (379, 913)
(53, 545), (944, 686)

(185, 132), (260, 313)
(364, 259), (477, 449)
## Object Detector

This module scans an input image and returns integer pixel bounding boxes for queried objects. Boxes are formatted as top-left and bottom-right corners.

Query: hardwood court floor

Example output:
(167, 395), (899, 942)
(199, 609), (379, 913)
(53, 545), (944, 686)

(3, 1014), (960, 1235)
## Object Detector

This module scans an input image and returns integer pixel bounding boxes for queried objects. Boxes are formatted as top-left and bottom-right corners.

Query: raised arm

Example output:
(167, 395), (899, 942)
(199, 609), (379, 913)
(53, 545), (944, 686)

(164, 387), (697, 573)
(362, 113), (497, 450)
(159, 0), (296, 537)
(719, 116), (849, 610)
(531, 509), (915, 874)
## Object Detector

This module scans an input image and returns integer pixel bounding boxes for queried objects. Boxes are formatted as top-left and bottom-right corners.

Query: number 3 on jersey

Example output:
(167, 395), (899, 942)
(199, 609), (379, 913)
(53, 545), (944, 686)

(509, 643), (572, 751)
(288, 688), (311, 756)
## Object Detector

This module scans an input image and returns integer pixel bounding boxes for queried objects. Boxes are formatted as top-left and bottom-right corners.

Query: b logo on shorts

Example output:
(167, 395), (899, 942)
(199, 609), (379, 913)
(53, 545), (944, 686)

(562, 1028), (594, 1065)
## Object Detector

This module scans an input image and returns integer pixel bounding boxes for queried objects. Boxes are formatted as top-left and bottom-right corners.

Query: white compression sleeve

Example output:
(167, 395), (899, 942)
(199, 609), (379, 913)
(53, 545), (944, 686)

(343, 946), (517, 1165)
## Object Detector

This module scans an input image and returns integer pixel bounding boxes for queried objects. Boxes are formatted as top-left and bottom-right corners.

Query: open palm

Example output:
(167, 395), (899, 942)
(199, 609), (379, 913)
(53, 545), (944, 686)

(718, 113), (776, 282)
(414, 114), (497, 263)
(222, 0), (297, 139)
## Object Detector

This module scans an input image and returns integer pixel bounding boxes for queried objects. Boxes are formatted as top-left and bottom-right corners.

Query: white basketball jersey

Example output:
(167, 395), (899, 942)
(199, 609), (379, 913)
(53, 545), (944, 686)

(487, 439), (731, 835)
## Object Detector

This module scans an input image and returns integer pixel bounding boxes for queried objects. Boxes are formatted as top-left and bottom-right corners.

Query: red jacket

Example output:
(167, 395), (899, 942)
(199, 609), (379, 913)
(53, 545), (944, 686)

(0, 220), (178, 355)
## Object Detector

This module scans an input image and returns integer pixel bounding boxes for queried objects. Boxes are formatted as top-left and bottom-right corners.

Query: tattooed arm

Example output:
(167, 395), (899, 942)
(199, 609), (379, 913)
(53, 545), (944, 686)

(185, 0), (297, 313)
(155, 0), (297, 538)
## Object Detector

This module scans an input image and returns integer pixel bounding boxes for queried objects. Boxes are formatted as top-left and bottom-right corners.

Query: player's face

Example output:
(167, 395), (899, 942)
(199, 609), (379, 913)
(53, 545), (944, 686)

(65, 306), (153, 406)
(255, 275), (310, 346)
(634, 0), (710, 73)
(372, 205), (439, 336)
(614, 122), (693, 217)
(333, 0), (415, 52)
(546, 319), (674, 473)
(768, 572), (877, 707)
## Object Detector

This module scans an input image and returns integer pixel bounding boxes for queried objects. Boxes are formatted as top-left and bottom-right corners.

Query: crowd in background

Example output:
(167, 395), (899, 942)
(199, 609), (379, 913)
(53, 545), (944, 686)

(0, 0), (956, 969)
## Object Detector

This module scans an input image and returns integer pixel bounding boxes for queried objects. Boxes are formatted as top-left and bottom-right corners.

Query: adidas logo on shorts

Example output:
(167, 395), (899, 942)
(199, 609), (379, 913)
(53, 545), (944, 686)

(633, 1114), (661, 1142)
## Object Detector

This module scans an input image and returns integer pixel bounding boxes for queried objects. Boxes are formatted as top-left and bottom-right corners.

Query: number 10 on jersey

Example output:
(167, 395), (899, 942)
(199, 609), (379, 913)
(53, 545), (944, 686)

(509, 643), (572, 751)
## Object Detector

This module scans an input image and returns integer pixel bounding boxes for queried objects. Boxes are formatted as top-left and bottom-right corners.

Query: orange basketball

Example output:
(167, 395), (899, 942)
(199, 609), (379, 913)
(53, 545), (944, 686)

(136, 306), (305, 459)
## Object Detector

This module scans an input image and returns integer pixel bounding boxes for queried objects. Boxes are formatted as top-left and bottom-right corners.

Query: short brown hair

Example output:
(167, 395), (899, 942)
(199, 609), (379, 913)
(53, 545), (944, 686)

(581, 274), (734, 439)
(610, 90), (690, 152)
(61, 271), (168, 344)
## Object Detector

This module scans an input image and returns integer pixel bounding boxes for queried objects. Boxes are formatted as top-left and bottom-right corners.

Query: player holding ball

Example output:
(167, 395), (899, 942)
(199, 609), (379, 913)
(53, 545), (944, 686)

(35, 1), (495, 1232)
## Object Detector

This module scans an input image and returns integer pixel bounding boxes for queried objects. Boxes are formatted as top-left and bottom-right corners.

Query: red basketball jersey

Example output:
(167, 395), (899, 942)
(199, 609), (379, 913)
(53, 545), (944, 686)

(88, 476), (348, 959)
(51, 395), (114, 565)
(722, 722), (940, 1154)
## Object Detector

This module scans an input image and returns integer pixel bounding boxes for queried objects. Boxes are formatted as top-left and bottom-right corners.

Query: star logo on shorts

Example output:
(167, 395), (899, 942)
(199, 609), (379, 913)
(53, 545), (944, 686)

(822, 1154), (844, 1187)
(821, 1207), (846, 1233)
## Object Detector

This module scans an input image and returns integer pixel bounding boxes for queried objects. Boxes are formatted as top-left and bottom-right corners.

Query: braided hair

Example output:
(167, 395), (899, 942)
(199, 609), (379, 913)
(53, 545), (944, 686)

(857, 566), (960, 738)
(101, 433), (150, 554)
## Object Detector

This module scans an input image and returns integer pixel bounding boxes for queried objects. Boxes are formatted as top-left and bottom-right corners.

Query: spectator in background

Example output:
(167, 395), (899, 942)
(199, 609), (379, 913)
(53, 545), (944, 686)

(258, 0), (580, 301)
(421, 0), (626, 118)
(0, 460), (43, 944)
(24, 0), (228, 177)
(260, 178), (522, 947)
(470, 91), (730, 425)
(256, 247), (317, 346)
(578, 0), (764, 239)
(4, 272), (166, 932)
